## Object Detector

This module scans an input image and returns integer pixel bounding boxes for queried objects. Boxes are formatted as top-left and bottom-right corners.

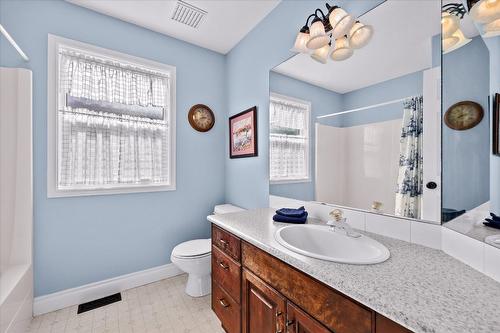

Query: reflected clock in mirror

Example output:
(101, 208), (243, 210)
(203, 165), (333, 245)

(444, 101), (484, 131)
(268, 0), (442, 224)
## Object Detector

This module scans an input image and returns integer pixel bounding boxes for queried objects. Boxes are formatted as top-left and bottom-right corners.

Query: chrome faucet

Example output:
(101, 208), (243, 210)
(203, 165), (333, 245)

(326, 209), (361, 238)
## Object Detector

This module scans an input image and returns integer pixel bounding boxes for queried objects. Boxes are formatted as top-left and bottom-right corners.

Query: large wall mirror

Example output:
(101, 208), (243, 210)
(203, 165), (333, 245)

(441, 0), (495, 230)
(268, 0), (442, 224)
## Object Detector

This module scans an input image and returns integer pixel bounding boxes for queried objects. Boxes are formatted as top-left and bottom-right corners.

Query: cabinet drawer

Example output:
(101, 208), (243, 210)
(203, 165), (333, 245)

(212, 282), (241, 333)
(242, 242), (372, 333)
(212, 225), (241, 261)
(212, 245), (241, 303)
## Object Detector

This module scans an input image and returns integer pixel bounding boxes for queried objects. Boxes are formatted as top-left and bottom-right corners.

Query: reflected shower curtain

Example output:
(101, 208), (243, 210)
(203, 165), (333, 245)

(395, 96), (423, 219)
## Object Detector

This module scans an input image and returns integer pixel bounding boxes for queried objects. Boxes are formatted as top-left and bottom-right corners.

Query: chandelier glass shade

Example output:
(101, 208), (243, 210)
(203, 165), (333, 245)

(292, 3), (373, 63)
(331, 36), (353, 61)
(469, 0), (500, 24)
(306, 19), (330, 49)
(311, 43), (331, 64)
(348, 21), (374, 49)
(483, 18), (500, 37)
(443, 28), (472, 54)
(442, 12), (460, 37)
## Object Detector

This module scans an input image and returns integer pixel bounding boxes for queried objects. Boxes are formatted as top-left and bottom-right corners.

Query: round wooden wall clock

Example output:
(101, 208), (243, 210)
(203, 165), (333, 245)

(444, 101), (484, 131)
(188, 104), (215, 132)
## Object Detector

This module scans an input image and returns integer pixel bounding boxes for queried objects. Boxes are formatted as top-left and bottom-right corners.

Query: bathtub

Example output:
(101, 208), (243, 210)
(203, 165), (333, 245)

(0, 68), (33, 333)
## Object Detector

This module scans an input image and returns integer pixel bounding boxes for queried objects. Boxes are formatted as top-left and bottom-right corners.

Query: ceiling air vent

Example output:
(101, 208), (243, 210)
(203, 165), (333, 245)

(171, 0), (207, 29)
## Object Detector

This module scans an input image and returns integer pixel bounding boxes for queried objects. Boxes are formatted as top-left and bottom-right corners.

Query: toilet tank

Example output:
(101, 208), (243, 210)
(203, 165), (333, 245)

(214, 204), (245, 215)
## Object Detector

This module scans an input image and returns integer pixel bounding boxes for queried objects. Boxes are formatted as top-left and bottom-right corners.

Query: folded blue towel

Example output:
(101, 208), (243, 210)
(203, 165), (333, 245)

(484, 221), (500, 230)
(273, 212), (308, 224)
(490, 213), (500, 222)
(276, 206), (306, 217)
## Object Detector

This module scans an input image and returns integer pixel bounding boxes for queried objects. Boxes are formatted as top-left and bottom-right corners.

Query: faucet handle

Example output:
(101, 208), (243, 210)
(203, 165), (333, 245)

(329, 209), (343, 222)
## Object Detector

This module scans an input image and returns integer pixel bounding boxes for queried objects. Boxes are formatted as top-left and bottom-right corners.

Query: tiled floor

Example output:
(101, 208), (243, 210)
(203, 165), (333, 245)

(27, 275), (225, 333)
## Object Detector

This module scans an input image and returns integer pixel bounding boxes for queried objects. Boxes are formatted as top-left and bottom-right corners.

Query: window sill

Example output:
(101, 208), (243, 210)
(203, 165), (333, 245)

(270, 178), (311, 185)
(47, 183), (176, 198)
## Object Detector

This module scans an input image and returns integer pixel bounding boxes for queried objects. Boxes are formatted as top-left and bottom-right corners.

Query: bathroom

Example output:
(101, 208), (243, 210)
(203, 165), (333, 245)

(0, 0), (499, 332)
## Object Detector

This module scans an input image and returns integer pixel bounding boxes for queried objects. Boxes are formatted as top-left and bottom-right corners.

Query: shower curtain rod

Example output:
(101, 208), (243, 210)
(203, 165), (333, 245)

(0, 24), (29, 62)
(316, 96), (412, 119)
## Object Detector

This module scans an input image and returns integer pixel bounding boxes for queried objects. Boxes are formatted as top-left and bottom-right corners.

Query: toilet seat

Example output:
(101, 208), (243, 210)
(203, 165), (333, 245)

(172, 239), (211, 259)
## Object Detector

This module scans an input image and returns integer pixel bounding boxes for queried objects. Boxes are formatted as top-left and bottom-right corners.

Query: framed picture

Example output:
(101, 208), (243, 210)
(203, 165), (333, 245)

(229, 106), (258, 158)
(494, 93), (500, 156)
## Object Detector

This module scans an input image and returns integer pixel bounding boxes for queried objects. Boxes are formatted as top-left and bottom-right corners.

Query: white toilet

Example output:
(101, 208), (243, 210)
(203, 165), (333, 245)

(171, 204), (244, 297)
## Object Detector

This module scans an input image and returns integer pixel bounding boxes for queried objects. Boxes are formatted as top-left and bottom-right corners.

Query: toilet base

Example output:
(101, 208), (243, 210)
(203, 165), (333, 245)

(185, 273), (211, 297)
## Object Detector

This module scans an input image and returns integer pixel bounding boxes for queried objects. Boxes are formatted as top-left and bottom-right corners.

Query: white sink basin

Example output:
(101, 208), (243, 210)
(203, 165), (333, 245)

(275, 224), (390, 264)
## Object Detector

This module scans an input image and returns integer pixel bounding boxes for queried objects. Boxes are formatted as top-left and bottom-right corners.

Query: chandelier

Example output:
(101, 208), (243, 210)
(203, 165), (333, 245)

(292, 3), (373, 64)
(442, 0), (500, 54)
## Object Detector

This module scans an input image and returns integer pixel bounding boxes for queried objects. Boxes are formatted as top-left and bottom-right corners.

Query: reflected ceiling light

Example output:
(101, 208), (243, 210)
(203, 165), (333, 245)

(444, 1), (499, 38)
(442, 12), (460, 37)
(483, 18), (500, 37)
(291, 3), (372, 63)
(311, 43), (331, 64)
(348, 21), (374, 49)
(327, 5), (355, 38)
(442, 35), (459, 52)
(468, 0), (500, 24)
(292, 26), (310, 53)
(443, 29), (472, 54)
(306, 18), (330, 49)
(331, 36), (353, 61)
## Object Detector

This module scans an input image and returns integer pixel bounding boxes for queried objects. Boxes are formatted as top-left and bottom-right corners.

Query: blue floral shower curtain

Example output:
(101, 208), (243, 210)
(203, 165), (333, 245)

(395, 96), (423, 219)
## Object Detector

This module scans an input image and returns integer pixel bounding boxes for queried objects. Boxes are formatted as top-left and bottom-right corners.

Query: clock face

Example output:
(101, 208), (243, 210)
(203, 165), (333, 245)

(444, 101), (483, 131)
(188, 104), (215, 132)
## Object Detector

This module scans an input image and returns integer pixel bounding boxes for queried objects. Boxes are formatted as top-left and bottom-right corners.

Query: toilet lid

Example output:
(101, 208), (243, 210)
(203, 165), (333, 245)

(172, 239), (211, 258)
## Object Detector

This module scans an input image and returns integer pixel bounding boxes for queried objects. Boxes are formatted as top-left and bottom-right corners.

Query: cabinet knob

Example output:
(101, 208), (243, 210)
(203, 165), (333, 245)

(219, 239), (228, 247)
(286, 320), (294, 327)
(218, 298), (230, 308)
(219, 261), (229, 270)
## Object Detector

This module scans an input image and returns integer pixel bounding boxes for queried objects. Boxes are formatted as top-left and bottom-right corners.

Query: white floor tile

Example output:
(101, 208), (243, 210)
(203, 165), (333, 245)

(27, 275), (224, 333)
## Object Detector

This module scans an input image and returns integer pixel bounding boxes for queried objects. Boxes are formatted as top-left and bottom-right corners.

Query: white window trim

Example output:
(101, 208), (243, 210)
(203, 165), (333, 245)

(269, 92), (311, 185)
(47, 34), (176, 198)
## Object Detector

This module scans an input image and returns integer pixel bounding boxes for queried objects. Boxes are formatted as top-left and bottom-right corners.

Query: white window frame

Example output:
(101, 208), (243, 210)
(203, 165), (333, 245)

(269, 92), (311, 185)
(47, 34), (176, 198)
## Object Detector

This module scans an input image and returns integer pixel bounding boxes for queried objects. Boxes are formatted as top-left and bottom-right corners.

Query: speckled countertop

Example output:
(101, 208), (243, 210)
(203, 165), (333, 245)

(207, 208), (500, 333)
(443, 202), (500, 248)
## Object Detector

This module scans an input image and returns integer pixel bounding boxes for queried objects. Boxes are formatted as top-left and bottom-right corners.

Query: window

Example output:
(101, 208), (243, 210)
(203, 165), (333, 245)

(269, 93), (311, 184)
(47, 35), (176, 197)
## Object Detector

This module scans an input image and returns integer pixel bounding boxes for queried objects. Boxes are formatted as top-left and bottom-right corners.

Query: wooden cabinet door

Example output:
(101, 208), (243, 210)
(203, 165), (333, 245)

(242, 269), (286, 333)
(286, 302), (331, 333)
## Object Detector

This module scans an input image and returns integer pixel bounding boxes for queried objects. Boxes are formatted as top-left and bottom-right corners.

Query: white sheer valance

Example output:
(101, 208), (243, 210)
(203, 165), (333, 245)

(269, 95), (310, 182)
(57, 47), (171, 189)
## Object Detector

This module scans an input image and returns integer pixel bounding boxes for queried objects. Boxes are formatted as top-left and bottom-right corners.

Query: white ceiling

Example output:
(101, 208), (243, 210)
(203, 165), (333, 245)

(273, 0), (442, 94)
(66, 0), (280, 54)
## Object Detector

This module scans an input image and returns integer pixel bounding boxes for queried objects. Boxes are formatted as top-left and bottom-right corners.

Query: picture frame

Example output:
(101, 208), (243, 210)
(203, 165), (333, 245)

(229, 106), (258, 158)
(494, 93), (500, 156)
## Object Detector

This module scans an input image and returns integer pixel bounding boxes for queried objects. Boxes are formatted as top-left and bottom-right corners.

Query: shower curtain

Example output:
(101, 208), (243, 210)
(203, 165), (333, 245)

(395, 96), (423, 219)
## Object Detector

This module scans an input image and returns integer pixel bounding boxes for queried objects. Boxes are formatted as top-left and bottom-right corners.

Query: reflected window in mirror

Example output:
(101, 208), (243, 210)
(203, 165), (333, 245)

(269, 93), (311, 184)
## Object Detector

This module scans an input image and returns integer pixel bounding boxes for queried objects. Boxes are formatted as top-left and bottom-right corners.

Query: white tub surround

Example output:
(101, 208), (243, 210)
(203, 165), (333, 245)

(0, 68), (33, 333)
(208, 208), (500, 333)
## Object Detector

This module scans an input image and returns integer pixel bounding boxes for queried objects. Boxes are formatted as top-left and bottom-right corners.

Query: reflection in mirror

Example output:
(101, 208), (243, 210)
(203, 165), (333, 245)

(441, 0), (492, 225)
(269, 0), (442, 224)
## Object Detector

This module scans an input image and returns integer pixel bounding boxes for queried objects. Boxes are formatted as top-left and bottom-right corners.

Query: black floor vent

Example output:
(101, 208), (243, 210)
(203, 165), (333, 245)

(77, 293), (122, 314)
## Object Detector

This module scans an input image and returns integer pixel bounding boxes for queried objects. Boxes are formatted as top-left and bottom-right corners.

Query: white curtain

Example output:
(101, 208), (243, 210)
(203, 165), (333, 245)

(58, 51), (169, 188)
(395, 96), (423, 219)
(269, 98), (309, 181)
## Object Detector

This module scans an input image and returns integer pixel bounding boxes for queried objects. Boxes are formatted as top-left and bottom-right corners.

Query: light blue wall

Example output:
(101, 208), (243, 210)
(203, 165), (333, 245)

(340, 71), (423, 127)
(442, 36), (490, 211)
(225, 0), (385, 209)
(0, 0), (226, 296)
(483, 37), (500, 215)
(268, 72), (343, 201)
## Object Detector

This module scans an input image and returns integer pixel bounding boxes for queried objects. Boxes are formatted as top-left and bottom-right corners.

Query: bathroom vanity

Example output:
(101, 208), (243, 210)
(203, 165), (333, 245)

(209, 209), (500, 333)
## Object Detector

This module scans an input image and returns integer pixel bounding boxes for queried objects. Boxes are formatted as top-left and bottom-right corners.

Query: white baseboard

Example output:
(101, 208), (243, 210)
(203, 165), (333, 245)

(33, 263), (183, 316)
